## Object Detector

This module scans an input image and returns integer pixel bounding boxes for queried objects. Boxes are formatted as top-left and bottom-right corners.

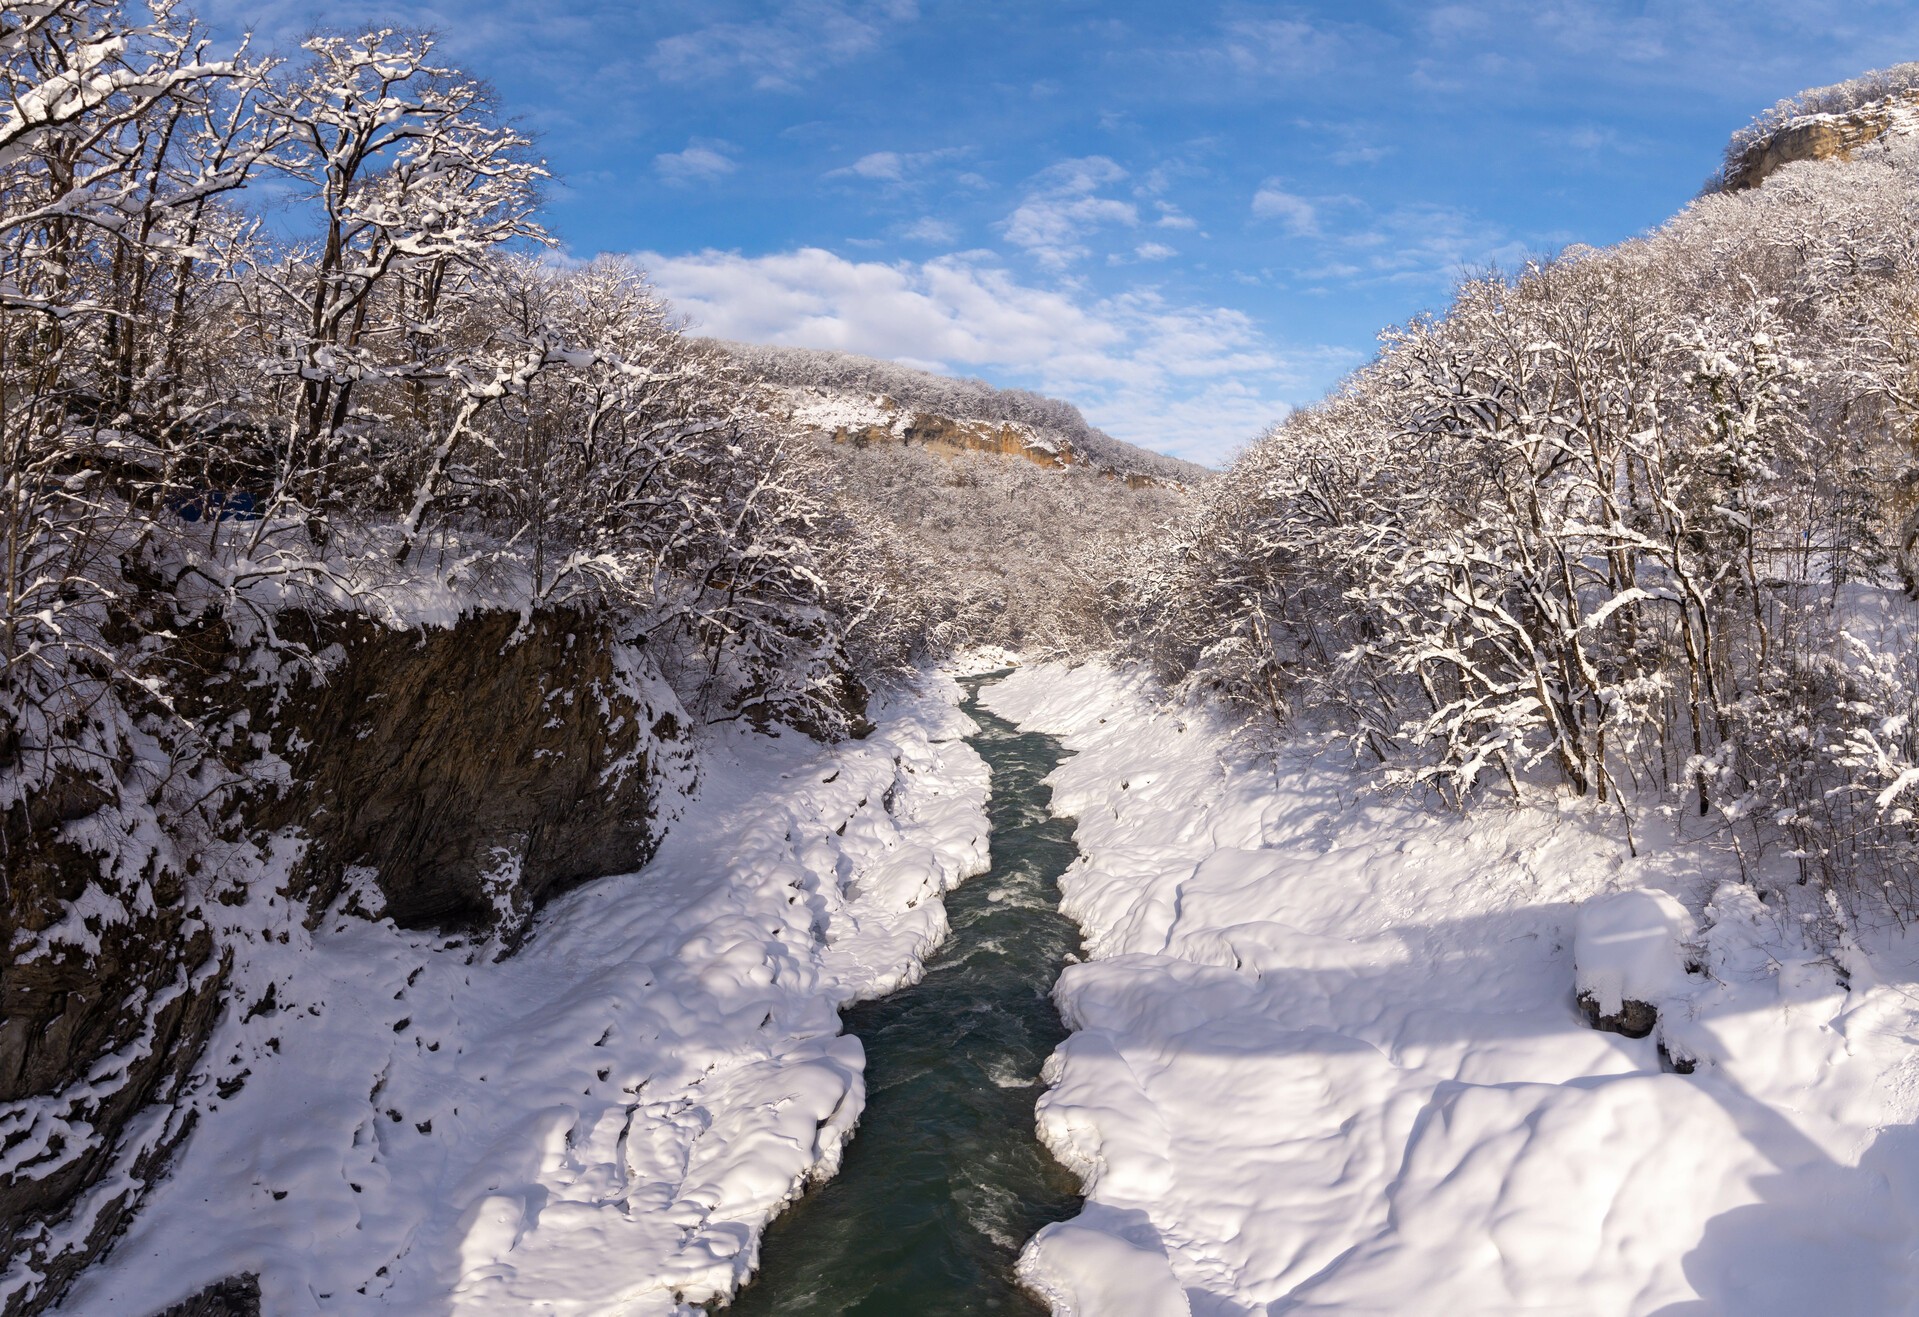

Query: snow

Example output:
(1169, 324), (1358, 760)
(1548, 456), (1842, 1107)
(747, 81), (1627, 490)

(56, 677), (989, 1316)
(1573, 888), (1696, 1019)
(986, 661), (1919, 1316)
(780, 386), (904, 439)
(1020, 1221), (1192, 1317)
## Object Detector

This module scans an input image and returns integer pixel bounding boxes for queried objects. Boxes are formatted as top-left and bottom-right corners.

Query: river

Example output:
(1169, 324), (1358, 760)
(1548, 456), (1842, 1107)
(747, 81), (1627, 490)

(725, 675), (1082, 1314)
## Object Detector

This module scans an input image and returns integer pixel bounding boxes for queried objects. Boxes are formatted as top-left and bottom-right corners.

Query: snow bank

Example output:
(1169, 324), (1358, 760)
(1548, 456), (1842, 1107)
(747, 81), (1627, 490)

(58, 678), (989, 1315)
(986, 662), (1919, 1316)
(1018, 1219), (1191, 1317)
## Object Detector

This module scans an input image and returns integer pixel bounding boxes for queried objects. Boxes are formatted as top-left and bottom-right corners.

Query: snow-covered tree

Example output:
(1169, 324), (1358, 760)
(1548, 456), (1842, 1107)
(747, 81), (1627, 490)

(1127, 135), (1919, 913)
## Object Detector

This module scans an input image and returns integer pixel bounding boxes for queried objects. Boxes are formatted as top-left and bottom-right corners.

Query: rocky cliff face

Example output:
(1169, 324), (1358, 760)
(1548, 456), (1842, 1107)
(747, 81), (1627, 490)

(713, 340), (1209, 486)
(805, 391), (1074, 471)
(249, 609), (673, 934)
(0, 793), (225, 1315)
(777, 385), (1180, 488)
(1722, 89), (1919, 190)
(0, 607), (682, 1315)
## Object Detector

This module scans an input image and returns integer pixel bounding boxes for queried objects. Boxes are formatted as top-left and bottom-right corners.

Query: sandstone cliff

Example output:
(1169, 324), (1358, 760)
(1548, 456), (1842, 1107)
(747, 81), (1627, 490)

(1722, 90), (1919, 190)
(709, 339), (1209, 487)
(773, 385), (1188, 491)
(1718, 63), (1919, 192)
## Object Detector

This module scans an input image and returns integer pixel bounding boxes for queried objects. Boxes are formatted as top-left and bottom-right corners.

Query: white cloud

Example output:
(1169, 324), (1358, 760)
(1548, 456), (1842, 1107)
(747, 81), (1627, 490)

(1134, 242), (1178, 261)
(827, 147), (965, 182)
(649, 0), (918, 91)
(1154, 202), (1200, 230)
(1029, 156), (1130, 193)
(1000, 156), (1140, 267)
(838, 150), (907, 180)
(1331, 141), (1392, 165)
(1163, 13), (1356, 84)
(654, 141), (737, 185)
(1296, 201), (1532, 290)
(1245, 184), (1523, 293)
(632, 246), (1354, 464)
(1251, 185), (1321, 235)
(900, 216), (959, 243)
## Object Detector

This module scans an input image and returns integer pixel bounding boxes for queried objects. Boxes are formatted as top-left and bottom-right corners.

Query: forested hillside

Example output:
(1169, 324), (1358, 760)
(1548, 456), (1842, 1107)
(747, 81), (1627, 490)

(715, 343), (1200, 655)
(714, 341), (1207, 485)
(1126, 74), (1919, 921)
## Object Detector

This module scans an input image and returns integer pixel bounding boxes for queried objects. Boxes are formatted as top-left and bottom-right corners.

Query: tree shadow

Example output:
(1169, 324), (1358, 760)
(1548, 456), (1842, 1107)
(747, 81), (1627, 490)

(1040, 886), (1919, 1315)
(1655, 1095), (1919, 1315)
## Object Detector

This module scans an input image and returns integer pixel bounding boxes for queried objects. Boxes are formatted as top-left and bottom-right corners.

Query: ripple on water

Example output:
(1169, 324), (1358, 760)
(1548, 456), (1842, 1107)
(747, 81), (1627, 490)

(725, 676), (1083, 1317)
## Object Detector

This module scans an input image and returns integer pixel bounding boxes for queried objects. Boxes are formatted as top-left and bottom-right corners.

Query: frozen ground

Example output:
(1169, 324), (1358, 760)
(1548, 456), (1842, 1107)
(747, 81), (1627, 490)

(57, 678), (989, 1316)
(986, 663), (1919, 1317)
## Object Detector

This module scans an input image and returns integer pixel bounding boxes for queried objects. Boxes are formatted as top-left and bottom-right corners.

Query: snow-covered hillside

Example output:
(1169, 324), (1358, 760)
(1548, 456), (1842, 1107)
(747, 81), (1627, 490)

(700, 342), (1202, 658)
(1718, 61), (1919, 189)
(988, 663), (1919, 1315)
(53, 682), (990, 1315)
(711, 340), (1210, 486)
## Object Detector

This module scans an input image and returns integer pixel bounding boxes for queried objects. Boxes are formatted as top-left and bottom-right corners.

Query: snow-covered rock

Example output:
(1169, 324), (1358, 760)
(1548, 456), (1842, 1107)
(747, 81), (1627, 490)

(1724, 87), (1919, 190)
(1019, 1219), (1191, 1317)
(1572, 888), (1697, 1037)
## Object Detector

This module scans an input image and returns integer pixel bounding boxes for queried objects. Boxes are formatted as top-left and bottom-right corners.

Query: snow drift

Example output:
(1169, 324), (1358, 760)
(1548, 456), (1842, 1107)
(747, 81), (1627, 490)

(51, 679), (991, 1315)
(989, 662), (1919, 1316)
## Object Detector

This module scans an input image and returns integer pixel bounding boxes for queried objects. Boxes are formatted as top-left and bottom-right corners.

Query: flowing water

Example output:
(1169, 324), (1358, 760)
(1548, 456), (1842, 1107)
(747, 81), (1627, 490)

(725, 675), (1083, 1315)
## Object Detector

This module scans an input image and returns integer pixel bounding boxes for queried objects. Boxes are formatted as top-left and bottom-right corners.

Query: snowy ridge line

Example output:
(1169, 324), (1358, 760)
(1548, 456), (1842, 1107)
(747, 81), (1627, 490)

(57, 677), (989, 1316)
(707, 338), (1209, 484)
(986, 663), (1919, 1316)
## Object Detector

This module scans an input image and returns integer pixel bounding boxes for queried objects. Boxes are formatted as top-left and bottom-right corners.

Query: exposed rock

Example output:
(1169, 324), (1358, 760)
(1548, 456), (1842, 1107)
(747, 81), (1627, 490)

(1576, 991), (1659, 1039)
(153, 1273), (261, 1317)
(1570, 888), (1694, 1049)
(789, 388), (1185, 490)
(1657, 1039), (1698, 1076)
(1, 778), (228, 1314)
(1722, 90), (1919, 190)
(245, 608), (673, 935)
(711, 339), (1209, 486)
(823, 397), (1072, 471)
(1, 607), (678, 1315)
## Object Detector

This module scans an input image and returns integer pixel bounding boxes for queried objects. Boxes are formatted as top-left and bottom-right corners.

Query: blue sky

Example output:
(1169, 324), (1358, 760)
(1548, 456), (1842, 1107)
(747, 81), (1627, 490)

(201, 1), (1919, 464)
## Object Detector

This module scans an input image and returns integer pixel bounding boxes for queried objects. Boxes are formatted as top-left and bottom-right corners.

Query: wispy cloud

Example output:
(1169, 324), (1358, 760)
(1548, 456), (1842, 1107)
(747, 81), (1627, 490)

(900, 216), (959, 243)
(1154, 201), (1200, 230)
(1297, 202), (1535, 291)
(827, 147), (965, 182)
(1251, 185), (1321, 236)
(633, 245), (1353, 464)
(834, 151), (911, 181)
(1244, 178), (1528, 295)
(1000, 156), (1139, 267)
(654, 140), (738, 186)
(1411, 0), (1919, 103)
(1146, 11), (1370, 95)
(1209, 15), (1354, 75)
(649, 0), (918, 91)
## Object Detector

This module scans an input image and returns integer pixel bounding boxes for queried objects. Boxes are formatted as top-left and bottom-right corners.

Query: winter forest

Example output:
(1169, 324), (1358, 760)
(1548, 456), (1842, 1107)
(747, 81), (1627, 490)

(1137, 127), (1919, 916)
(12, 2), (1919, 1314)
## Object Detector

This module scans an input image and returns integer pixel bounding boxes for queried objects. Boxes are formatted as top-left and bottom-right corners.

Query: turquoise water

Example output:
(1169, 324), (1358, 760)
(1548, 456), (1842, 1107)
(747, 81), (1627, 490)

(725, 676), (1083, 1315)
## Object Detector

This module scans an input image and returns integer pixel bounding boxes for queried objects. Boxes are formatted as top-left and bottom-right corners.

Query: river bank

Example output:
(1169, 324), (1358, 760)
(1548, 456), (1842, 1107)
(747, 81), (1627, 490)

(728, 674), (1082, 1314)
(988, 661), (1919, 1316)
(56, 680), (990, 1315)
